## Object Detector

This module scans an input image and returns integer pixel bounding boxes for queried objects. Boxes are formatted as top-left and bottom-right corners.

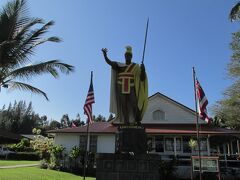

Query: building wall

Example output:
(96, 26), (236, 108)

(54, 133), (116, 153)
(97, 134), (115, 153)
(54, 133), (79, 152)
(142, 93), (203, 124)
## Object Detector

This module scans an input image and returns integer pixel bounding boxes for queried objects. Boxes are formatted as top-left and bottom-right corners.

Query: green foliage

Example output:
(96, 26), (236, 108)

(49, 145), (65, 156)
(30, 134), (53, 159)
(189, 139), (197, 149)
(229, 2), (240, 22)
(93, 114), (106, 122)
(0, 0), (74, 100)
(0, 166), (96, 180)
(69, 146), (81, 159)
(107, 113), (114, 122)
(9, 138), (32, 152)
(40, 159), (48, 169)
(0, 100), (50, 134)
(60, 114), (70, 128)
(213, 4), (240, 130)
(47, 145), (65, 170)
(49, 120), (61, 129)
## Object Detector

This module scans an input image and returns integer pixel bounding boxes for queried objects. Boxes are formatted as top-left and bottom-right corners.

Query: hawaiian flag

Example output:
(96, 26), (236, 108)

(84, 72), (95, 124)
(71, 122), (77, 128)
(195, 79), (210, 123)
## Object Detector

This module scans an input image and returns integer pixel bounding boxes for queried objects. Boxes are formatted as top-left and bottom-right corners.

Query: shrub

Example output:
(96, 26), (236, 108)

(7, 152), (40, 160)
(30, 135), (53, 159)
(9, 138), (34, 152)
(40, 159), (48, 169)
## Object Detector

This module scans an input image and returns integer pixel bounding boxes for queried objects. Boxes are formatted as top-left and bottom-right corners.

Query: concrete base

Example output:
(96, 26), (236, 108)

(96, 153), (160, 180)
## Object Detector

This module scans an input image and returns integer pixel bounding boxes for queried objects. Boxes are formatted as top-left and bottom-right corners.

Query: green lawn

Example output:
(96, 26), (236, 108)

(0, 167), (96, 180)
(0, 160), (39, 166)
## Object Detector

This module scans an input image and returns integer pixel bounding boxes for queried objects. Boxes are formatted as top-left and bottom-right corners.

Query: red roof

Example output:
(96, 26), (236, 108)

(47, 122), (240, 135)
(47, 122), (117, 134)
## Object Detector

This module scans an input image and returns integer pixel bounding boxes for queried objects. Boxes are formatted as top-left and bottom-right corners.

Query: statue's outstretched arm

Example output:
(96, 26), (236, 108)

(101, 48), (117, 69)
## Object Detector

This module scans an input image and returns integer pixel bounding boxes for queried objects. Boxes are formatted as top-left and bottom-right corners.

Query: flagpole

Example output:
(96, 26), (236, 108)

(192, 67), (202, 180)
(83, 119), (89, 180)
(142, 18), (149, 64)
(83, 71), (93, 180)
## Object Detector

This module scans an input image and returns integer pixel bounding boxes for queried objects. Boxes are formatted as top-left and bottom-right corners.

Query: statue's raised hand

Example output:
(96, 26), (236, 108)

(102, 48), (108, 55)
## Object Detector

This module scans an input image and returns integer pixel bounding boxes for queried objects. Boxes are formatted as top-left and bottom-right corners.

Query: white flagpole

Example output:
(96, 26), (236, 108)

(192, 67), (202, 180)
(83, 71), (93, 180)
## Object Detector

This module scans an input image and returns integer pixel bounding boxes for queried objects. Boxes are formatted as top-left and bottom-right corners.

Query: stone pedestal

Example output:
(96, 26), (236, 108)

(96, 153), (160, 180)
(117, 126), (147, 154)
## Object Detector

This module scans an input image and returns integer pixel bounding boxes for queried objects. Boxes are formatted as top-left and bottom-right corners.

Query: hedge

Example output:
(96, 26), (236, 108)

(7, 152), (40, 160)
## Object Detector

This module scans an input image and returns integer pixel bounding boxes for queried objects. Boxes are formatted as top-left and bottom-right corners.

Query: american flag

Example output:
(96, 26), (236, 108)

(195, 79), (210, 123)
(84, 72), (95, 124)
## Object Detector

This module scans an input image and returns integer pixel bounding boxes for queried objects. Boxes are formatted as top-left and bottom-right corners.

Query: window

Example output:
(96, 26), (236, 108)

(89, 135), (97, 153)
(165, 137), (174, 152)
(193, 138), (207, 151)
(155, 136), (164, 152)
(176, 138), (182, 151)
(200, 138), (207, 151)
(79, 135), (87, 150)
(153, 110), (165, 121)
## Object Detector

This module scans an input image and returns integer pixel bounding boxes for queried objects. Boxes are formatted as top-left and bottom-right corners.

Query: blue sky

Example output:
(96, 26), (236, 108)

(0, 0), (238, 122)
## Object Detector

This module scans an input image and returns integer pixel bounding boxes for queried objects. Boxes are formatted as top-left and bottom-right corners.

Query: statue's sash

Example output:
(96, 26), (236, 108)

(118, 63), (136, 94)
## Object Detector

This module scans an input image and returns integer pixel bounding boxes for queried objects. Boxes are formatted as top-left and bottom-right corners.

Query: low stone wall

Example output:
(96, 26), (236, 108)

(96, 153), (160, 180)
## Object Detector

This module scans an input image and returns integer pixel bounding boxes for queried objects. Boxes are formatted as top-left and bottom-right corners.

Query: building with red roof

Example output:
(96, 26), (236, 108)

(48, 92), (240, 178)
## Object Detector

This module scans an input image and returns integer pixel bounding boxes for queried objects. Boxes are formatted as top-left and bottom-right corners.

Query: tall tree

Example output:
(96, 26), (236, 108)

(60, 114), (70, 128)
(0, 0), (74, 100)
(93, 114), (106, 122)
(213, 3), (240, 129)
(0, 100), (42, 133)
(49, 120), (61, 130)
(230, 2), (240, 22)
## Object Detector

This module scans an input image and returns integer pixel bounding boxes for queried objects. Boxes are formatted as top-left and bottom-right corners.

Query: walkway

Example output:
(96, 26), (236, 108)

(0, 163), (39, 169)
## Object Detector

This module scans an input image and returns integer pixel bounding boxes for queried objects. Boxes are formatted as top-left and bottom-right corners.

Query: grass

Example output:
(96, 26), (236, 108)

(0, 167), (96, 180)
(0, 160), (40, 166)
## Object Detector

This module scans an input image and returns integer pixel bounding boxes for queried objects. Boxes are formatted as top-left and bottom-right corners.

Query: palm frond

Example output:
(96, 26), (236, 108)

(10, 21), (58, 66)
(230, 2), (240, 22)
(9, 81), (49, 100)
(13, 17), (44, 40)
(0, 0), (28, 41)
(8, 81), (49, 100)
(8, 60), (74, 80)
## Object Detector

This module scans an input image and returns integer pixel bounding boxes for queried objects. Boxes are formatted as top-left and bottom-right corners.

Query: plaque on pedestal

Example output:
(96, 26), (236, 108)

(117, 125), (147, 154)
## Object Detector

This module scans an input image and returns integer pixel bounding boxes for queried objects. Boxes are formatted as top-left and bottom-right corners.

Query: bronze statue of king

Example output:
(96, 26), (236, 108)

(102, 46), (148, 125)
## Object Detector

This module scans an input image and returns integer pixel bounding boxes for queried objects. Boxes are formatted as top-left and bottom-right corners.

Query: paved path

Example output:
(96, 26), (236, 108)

(0, 163), (39, 169)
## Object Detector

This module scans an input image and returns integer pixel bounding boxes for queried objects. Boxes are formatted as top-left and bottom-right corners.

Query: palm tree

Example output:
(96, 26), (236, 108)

(0, 0), (74, 100)
(229, 2), (240, 22)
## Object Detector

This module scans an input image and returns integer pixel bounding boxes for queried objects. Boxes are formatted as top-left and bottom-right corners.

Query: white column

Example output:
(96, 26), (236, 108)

(207, 135), (210, 156)
(231, 141), (234, 155)
(227, 143), (230, 156)
(174, 137), (177, 156)
(153, 136), (156, 153)
(87, 134), (90, 151)
(237, 140), (240, 155)
(217, 146), (220, 154)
